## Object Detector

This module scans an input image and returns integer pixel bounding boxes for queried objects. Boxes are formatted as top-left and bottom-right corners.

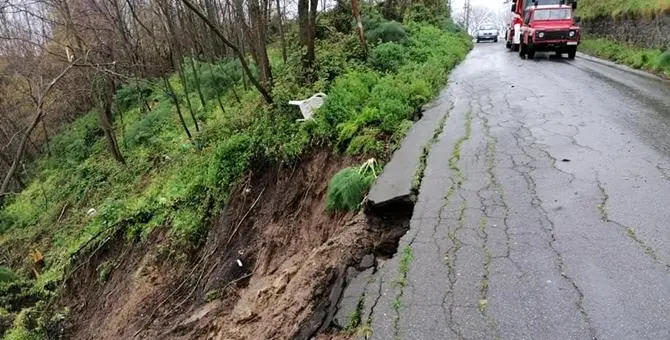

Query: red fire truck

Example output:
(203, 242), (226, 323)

(505, 0), (580, 59)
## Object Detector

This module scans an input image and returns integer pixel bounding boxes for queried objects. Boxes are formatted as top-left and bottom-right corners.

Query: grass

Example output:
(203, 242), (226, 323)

(448, 111), (473, 186)
(0, 9), (472, 338)
(326, 159), (378, 212)
(391, 245), (413, 338)
(411, 112), (448, 192)
(580, 38), (670, 77)
(577, 0), (670, 19)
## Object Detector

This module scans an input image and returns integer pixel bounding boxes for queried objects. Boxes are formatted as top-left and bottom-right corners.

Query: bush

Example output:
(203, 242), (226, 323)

(365, 20), (408, 44)
(404, 3), (448, 27)
(123, 103), (172, 148)
(48, 112), (101, 167)
(115, 81), (152, 112)
(206, 133), (254, 201)
(371, 42), (407, 72)
(2, 309), (42, 340)
(326, 160), (378, 212)
(656, 50), (670, 71)
(183, 59), (245, 100)
(580, 38), (669, 75)
(0, 268), (17, 283)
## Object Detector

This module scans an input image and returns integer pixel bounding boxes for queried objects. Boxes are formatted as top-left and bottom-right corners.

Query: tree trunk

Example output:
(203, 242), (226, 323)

(0, 63), (74, 204)
(177, 66), (200, 132)
(298, 0), (309, 47)
(163, 76), (192, 141)
(0, 152), (25, 190)
(299, 0), (318, 81)
(276, 0), (287, 63)
(307, 0), (318, 64)
(248, 0), (273, 89)
(352, 0), (368, 57)
(41, 120), (51, 156)
(206, 62), (227, 113)
(189, 58), (208, 108)
(181, 0), (273, 103)
(100, 77), (126, 164)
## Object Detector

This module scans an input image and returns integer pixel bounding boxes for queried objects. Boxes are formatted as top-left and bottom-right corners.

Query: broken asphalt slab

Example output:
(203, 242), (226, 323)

(366, 88), (454, 214)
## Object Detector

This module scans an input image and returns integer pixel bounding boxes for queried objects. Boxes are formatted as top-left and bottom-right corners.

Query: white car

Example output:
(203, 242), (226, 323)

(476, 24), (499, 43)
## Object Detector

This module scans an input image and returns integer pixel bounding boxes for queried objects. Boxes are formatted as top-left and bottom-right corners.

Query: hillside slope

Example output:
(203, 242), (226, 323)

(577, 0), (670, 77)
(578, 0), (670, 19)
(0, 11), (471, 339)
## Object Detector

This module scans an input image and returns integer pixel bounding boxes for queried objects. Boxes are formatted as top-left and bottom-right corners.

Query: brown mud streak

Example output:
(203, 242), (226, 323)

(60, 150), (410, 340)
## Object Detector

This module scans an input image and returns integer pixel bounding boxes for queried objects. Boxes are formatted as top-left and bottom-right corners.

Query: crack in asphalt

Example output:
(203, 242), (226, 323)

(506, 118), (598, 340)
(596, 177), (670, 271)
(365, 106), (455, 336)
(442, 107), (474, 340)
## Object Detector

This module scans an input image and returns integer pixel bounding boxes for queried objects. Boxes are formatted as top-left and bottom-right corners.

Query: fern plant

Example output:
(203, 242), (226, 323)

(326, 159), (378, 212)
(0, 267), (16, 282)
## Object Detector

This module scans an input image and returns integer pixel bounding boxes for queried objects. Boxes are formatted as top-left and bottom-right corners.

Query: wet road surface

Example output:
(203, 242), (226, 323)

(363, 42), (670, 339)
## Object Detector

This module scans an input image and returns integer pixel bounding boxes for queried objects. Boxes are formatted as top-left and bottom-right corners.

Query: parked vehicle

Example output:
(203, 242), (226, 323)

(506, 0), (579, 59)
(476, 24), (499, 43)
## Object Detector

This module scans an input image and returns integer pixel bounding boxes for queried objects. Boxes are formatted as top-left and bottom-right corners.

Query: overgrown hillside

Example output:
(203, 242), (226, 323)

(577, 0), (670, 77)
(579, 39), (670, 76)
(577, 0), (670, 19)
(0, 5), (471, 338)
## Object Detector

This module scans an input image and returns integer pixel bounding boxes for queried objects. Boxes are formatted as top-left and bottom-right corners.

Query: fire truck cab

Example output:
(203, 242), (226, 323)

(506, 0), (580, 59)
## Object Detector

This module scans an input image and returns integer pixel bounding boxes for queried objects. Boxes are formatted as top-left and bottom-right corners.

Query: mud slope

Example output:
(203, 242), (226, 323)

(62, 150), (405, 340)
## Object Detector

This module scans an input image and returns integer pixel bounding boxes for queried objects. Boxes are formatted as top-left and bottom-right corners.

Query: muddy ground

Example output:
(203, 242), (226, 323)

(61, 150), (407, 340)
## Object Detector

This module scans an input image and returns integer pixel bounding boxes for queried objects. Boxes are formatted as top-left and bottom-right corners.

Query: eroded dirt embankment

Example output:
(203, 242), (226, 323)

(61, 150), (408, 340)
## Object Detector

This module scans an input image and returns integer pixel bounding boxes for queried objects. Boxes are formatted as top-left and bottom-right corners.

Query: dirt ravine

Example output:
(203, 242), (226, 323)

(61, 150), (408, 340)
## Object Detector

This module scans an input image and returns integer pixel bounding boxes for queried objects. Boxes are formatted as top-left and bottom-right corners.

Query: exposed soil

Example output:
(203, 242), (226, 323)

(61, 150), (408, 340)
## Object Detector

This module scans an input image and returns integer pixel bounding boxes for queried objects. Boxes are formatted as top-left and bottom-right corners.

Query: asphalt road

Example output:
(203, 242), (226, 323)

(363, 42), (670, 340)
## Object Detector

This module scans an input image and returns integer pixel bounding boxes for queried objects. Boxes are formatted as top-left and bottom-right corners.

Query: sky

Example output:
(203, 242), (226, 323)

(451, 0), (512, 31)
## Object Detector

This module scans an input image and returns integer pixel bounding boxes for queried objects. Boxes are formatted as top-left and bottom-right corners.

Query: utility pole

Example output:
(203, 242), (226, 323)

(464, 0), (471, 33)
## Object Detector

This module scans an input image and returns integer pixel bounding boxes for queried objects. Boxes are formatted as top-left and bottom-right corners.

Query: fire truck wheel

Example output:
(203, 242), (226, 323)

(527, 46), (535, 59)
(512, 44), (520, 52)
(568, 47), (577, 59)
(519, 43), (526, 58)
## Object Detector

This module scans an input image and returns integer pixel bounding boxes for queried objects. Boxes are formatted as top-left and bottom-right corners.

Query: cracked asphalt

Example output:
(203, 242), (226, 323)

(362, 43), (670, 339)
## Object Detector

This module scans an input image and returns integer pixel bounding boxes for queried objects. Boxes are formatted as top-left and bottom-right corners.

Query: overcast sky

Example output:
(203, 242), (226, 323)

(452, 0), (507, 16)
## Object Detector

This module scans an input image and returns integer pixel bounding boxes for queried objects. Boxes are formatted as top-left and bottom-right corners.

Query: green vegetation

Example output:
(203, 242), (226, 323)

(412, 113), (448, 192)
(346, 298), (364, 330)
(577, 0), (670, 19)
(0, 267), (17, 282)
(0, 7), (471, 338)
(326, 159), (379, 212)
(449, 111), (473, 185)
(580, 38), (670, 77)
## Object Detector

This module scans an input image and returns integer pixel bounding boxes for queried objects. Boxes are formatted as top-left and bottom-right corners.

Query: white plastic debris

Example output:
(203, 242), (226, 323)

(86, 208), (97, 217)
(289, 93), (327, 122)
(236, 259), (243, 267)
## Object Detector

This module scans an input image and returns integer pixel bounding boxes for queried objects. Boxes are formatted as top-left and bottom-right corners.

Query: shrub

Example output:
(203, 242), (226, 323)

(206, 133), (254, 201)
(371, 42), (407, 72)
(2, 309), (42, 340)
(326, 159), (378, 212)
(123, 102), (172, 148)
(404, 3), (448, 27)
(580, 38), (668, 75)
(114, 81), (152, 112)
(365, 21), (408, 44)
(183, 59), (245, 100)
(48, 112), (101, 167)
(656, 50), (670, 71)
(0, 268), (16, 283)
